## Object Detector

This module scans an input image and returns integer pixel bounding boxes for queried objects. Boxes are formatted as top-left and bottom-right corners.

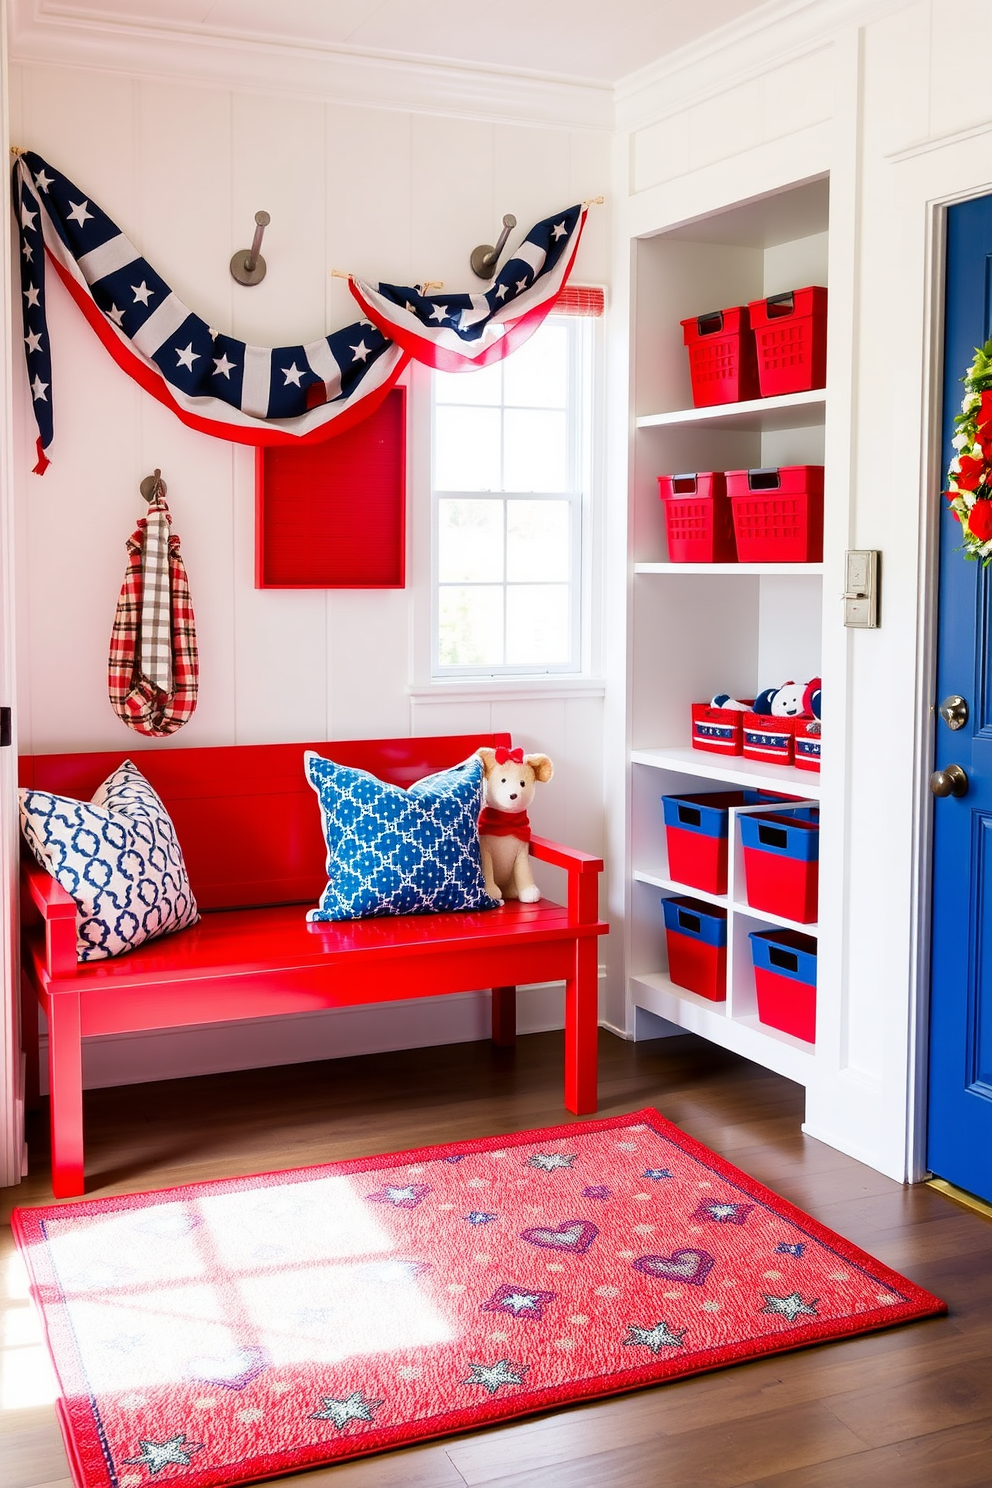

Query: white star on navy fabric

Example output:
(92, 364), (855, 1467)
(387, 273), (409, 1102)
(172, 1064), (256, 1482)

(31, 375), (48, 402)
(20, 204), (37, 231)
(643, 1168), (673, 1181)
(552, 221), (568, 240)
(175, 344), (199, 371)
(528, 1153), (576, 1171)
(24, 329), (43, 354)
(281, 362), (304, 387)
(495, 283), (509, 300)
(131, 281), (154, 305)
(349, 340), (371, 363)
(123, 1434), (204, 1474)
(761, 1291), (819, 1323)
(67, 200), (93, 227)
(106, 304), (125, 327)
(21, 240), (33, 262)
(516, 277), (529, 293)
(310, 1390), (383, 1430)
(33, 168), (54, 193)
(212, 353), (236, 378)
(461, 1359), (528, 1394)
(623, 1320), (687, 1354)
(23, 283), (40, 308)
(428, 304), (449, 323)
(465, 1211), (497, 1224)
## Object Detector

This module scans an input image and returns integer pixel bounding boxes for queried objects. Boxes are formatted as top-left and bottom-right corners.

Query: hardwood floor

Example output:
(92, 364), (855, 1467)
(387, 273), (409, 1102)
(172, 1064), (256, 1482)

(2, 1029), (990, 1487)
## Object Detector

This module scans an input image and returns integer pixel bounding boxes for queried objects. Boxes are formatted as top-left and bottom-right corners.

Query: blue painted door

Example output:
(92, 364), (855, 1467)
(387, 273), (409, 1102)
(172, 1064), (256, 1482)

(928, 193), (992, 1204)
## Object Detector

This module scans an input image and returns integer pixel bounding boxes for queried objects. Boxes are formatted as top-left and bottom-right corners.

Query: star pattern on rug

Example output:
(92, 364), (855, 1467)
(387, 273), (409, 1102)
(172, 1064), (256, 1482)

(528, 1153), (576, 1171)
(310, 1391), (384, 1430)
(123, 1434), (204, 1474)
(461, 1359), (529, 1394)
(366, 1183), (432, 1209)
(482, 1284), (557, 1319)
(776, 1242), (806, 1257)
(643, 1168), (673, 1181)
(464, 1211), (497, 1225)
(761, 1292), (819, 1323)
(583, 1185), (612, 1200)
(694, 1199), (755, 1225)
(622, 1320), (687, 1354)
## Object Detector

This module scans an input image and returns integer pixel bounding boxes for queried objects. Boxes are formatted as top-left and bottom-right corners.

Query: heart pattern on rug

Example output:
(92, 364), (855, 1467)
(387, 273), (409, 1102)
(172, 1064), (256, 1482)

(187, 1345), (269, 1390)
(633, 1249), (716, 1286)
(520, 1219), (599, 1254)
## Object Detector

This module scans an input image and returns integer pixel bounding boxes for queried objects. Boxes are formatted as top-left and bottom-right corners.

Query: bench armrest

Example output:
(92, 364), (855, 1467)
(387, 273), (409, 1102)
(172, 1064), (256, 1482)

(21, 857), (78, 979)
(529, 835), (604, 925)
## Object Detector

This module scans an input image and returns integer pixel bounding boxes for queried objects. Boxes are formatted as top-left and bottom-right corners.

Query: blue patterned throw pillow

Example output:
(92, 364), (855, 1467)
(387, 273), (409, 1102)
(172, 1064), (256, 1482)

(305, 751), (497, 921)
(19, 760), (199, 961)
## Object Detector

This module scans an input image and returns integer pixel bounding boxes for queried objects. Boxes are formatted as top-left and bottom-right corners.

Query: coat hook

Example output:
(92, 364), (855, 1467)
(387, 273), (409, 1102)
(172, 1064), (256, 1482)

(471, 213), (517, 280)
(139, 468), (166, 503)
(230, 211), (271, 286)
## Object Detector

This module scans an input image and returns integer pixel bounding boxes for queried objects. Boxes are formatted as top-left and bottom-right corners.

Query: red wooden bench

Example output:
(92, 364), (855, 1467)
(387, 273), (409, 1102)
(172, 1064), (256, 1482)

(19, 732), (607, 1198)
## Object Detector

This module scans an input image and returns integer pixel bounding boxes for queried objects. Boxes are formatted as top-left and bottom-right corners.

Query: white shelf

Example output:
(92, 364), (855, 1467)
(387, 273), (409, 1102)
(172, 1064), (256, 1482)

(631, 972), (815, 1084)
(630, 746), (821, 799)
(632, 869), (729, 909)
(636, 389), (825, 432)
(732, 901), (819, 937)
(635, 562), (824, 576)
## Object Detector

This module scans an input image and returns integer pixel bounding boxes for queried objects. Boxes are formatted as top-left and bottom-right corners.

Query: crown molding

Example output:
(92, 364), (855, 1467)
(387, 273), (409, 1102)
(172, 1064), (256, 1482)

(9, 0), (614, 131)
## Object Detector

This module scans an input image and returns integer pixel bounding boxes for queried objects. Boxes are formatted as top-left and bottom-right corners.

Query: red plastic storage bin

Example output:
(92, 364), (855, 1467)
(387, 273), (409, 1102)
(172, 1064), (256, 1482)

(740, 810), (819, 923)
(663, 896), (727, 1001)
(794, 719), (822, 772)
(749, 928), (817, 1042)
(742, 713), (795, 765)
(662, 789), (788, 895)
(657, 472), (737, 562)
(748, 286), (827, 397)
(691, 701), (753, 755)
(727, 465), (824, 562)
(680, 306), (760, 407)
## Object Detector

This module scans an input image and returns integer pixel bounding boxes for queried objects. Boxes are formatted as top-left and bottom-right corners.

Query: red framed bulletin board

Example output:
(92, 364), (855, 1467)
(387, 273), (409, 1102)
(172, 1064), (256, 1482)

(255, 385), (406, 588)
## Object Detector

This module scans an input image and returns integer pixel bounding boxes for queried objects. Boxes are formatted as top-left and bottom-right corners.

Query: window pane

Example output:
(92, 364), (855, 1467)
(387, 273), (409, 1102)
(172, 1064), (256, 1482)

(503, 324), (568, 409)
(503, 409), (567, 493)
(438, 586), (504, 667)
(435, 406), (500, 491)
(506, 501), (570, 582)
(438, 499), (504, 583)
(434, 361), (503, 407)
(506, 584), (570, 665)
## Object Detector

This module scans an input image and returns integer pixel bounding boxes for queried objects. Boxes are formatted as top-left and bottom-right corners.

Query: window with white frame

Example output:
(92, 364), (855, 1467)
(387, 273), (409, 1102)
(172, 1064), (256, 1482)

(431, 311), (594, 677)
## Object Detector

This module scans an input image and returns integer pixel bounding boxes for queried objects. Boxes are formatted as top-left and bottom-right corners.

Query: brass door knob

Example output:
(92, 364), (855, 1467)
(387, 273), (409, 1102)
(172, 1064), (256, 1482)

(938, 695), (969, 730)
(930, 764), (968, 798)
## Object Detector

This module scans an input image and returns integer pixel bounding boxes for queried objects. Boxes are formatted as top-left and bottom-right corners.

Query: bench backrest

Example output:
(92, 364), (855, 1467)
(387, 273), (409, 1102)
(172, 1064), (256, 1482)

(18, 733), (509, 911)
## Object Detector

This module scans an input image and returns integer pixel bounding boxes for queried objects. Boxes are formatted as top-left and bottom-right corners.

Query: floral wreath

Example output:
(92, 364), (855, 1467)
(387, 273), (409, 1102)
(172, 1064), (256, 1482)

(945, 338), (992, 560)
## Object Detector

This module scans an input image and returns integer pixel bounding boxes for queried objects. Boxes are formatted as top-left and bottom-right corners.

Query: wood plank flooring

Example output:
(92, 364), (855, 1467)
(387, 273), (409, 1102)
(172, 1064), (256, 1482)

(2, 1029), (990, 1487)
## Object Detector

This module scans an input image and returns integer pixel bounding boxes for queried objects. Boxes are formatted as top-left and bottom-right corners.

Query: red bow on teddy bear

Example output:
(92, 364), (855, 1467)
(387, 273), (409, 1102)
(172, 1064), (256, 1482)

(494, 746), (525, 765)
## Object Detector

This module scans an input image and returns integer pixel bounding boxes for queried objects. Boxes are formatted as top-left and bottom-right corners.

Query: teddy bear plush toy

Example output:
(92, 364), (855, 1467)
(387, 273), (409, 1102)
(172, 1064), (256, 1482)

(713, 677), (821, 719)
(477, 745), (554, 904)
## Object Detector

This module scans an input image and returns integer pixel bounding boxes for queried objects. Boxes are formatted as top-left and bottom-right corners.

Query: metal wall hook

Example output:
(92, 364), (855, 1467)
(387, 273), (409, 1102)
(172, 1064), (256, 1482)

(230, 210), (271, 286)
(471, 213), (517, 280)
(139, 468), (166, 503)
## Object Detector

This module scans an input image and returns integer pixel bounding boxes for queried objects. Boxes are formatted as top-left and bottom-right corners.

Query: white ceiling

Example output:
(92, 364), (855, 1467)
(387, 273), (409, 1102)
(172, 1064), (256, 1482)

(33, 0), (777, 86)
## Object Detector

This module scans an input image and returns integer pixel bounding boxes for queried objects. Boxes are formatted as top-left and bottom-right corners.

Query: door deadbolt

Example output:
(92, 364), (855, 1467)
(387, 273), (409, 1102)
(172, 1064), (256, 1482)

(938, 695), (969, 731)
(930, 764), (969, 798)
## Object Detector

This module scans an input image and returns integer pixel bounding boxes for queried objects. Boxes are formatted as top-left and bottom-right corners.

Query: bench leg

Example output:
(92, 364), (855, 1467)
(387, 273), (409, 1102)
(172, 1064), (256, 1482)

(48, 993), (85, 1198)
(491, 986), (517, 1047)
(21, 972), (40, 1112)
(564, 939), (598, 1115)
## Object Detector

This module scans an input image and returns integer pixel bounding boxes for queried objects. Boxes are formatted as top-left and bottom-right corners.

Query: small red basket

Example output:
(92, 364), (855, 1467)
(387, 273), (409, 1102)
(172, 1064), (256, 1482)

(727, 465), (824, 562)
(680, 306), (760, 407)
(794, 719), (822, 772)
(748, 286), (827, 397)
(657, 472), (737, 562)
(691, 702), (753, 755)
(742, 713), (795, 765)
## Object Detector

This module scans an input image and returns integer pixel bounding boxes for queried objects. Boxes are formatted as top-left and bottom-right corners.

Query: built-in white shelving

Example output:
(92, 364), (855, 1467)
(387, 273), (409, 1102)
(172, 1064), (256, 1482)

(631, 746), (821, 799)
(636, 388), (826, 432)
(635, 561), (824, 576)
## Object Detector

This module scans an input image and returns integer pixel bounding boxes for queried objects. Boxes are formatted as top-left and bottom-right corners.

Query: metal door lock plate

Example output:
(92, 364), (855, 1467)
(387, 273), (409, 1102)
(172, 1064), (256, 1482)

(843, 550), (880, 628)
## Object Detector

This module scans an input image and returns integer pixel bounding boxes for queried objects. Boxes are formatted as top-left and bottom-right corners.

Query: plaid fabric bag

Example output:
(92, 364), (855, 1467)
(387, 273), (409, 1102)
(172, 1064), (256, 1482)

(108, 495), (198, 737)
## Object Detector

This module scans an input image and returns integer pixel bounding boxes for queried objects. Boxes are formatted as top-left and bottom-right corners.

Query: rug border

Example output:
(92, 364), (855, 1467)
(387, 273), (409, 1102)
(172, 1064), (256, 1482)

(11, 1106), (948, 1488)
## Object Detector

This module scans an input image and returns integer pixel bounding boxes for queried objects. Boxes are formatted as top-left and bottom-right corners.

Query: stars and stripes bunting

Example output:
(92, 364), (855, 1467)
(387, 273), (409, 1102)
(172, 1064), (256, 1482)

(348, 204), (588, 373)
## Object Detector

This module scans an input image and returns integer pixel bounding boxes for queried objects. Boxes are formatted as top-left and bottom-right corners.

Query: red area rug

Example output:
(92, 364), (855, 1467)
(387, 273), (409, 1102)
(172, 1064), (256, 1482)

(12, 1108), (944, 1486)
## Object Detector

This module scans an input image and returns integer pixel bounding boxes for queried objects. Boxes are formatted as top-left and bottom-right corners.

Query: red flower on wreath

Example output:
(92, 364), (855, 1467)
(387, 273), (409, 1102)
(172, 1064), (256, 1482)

(955, 454), (988, 492)
(967, 498), (992, 543)
(977, 389), (992, 433)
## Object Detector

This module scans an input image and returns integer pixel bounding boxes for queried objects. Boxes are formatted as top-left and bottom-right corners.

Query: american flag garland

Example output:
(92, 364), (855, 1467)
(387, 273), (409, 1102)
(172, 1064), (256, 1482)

(13, 149), (590, 474)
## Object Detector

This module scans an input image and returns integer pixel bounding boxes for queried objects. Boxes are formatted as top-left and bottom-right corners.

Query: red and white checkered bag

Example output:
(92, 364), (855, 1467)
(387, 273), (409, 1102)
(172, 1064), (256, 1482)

(108, 492), (198, 737)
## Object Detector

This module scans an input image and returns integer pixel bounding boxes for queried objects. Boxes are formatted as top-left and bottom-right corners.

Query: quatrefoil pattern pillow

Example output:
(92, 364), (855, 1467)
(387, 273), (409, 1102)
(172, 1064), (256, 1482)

(19, 759), (199, 961)
(305, 751), (497, 921)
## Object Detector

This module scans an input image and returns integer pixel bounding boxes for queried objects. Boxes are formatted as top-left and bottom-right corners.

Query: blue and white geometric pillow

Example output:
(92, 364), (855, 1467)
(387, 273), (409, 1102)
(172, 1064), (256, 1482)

(19, 759), (199, 961)
(305, 751), (498, 921)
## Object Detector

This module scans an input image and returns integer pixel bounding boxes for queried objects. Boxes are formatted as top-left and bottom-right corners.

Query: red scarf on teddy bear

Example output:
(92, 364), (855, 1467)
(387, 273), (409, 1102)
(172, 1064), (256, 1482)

(478, 807), (531, 841)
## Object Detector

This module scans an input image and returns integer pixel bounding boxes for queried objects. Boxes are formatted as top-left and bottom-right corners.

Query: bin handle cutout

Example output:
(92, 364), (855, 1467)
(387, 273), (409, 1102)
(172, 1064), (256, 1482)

(768, 946), (800, 973)
(764, 291), (795, 318)
(677, 909), (702, 934)
(677, 805), (702, 826)
(757, 824), (789, 849)
(696, 311), (724, 336)
(747, 468), (782, 491)
(672, 474), (698, 494)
